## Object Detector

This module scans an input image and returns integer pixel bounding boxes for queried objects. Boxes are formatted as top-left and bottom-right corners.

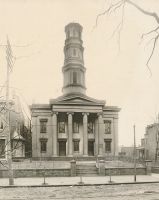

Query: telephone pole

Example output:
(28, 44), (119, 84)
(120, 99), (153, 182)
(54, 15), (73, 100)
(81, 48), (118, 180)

(155, 114), (159, 162)
(6, 36), (14, 185)
(134, 124), (136, 182)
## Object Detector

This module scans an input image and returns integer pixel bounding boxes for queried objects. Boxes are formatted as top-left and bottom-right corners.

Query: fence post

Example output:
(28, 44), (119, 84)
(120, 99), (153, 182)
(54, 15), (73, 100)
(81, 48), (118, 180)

(145, 160), (152, 175)
(98, 160), (105, 176)
(70, 159), (76, 176)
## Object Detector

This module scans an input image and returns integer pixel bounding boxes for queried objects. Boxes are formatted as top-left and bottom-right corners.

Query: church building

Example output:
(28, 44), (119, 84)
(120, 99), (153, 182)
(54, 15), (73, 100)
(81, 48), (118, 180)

(31, 23), (120, 158)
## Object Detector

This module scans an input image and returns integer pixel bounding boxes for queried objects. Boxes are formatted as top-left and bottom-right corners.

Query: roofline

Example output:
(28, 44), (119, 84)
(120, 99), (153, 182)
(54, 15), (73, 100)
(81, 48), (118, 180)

(30, 104), (51, 110)
(50, 94), (106, 106)
(103, 106), (121, 112)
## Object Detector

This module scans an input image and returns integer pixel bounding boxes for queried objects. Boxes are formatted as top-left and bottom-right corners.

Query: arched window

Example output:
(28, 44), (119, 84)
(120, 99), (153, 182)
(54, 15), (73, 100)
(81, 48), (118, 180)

(73, 71), (77, 84)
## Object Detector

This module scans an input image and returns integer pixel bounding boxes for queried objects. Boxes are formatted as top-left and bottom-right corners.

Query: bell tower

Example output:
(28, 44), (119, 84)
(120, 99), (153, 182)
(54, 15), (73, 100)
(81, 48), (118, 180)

(62, 23), (86, 95)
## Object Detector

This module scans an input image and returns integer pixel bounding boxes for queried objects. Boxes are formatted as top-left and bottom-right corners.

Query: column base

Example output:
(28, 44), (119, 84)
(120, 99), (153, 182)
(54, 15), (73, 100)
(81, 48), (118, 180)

(68, 155), (73, 157)
(52, 155), (58, 157)
(97, 155), (104, 159)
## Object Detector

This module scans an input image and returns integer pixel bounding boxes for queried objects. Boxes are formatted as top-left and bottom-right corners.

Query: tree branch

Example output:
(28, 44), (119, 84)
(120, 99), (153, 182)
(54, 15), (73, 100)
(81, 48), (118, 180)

(146, 34), (159, 76)
(94, 0), (159, 75)
(93, 0), (124, 30)
(141, 26), (159, 40)
(127, 0), (159, 24)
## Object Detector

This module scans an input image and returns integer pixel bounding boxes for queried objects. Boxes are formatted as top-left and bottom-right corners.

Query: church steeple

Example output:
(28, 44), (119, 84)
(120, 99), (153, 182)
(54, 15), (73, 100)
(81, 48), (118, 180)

(62, 23), (86, 95)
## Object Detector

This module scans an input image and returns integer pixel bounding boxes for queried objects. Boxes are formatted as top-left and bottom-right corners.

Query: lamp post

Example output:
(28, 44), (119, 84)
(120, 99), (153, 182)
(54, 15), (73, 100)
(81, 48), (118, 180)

(42, 165), (47, 185)
(41, 152), (48, 186)
(109, 168), (112, 183)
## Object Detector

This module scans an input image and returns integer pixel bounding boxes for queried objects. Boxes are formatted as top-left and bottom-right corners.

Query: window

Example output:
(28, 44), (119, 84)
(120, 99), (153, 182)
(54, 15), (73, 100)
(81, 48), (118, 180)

(105, 140), (112, 152)
(73, 29), (76, 37)
(0, 139), (5, 158)
(0, 121), (3, 129)
(73, 71), (77, 84)
(58, 122), (65, 133)
(73, 49), (76, 56)
(104, 120), (111, 134)
(79, 31), (81, 39)
(67, 30), (70, 38)
(40, 119), (47, 133)
(73, 122), (79, 133)
(88, 121), (94, 133)
(74, 140), (79, 152)
(40, 139), (47, 153)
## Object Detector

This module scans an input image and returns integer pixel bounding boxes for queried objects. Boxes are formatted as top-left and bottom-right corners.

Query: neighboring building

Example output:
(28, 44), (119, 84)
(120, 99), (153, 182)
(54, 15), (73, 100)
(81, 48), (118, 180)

(119, 146), (134, 157)
(31, 23), (120, 158)
(0, 93), (31, 159)
(138, 123), (159, 161)
(136, 138), (145, 160)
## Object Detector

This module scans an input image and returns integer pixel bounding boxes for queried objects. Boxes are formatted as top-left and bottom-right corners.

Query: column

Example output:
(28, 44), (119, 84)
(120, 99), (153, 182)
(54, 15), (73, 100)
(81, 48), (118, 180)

(113, 117), (118, 156)
(83, 112), (89, 156)
(52, 112), (58, 156)
(98, 112), (103, 156)
(67, 112), (73, 156)
(32, 115), (38, 157)
(95, 117), (99, 155)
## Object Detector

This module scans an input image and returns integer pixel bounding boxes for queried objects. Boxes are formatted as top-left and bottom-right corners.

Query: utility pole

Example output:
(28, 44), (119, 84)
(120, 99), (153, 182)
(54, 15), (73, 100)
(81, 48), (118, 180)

(155, 114), (159, 162)
(134, 124), (136, 182)
(6, 36), (14, 185)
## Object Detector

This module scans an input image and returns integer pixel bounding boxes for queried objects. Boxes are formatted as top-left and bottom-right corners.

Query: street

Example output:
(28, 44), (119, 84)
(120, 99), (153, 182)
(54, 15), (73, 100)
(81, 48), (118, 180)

(1, 183), (159, 200)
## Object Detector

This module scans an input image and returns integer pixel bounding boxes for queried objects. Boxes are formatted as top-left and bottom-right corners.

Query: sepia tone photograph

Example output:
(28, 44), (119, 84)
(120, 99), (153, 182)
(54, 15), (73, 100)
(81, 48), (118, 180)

(0, 0), (159, 199)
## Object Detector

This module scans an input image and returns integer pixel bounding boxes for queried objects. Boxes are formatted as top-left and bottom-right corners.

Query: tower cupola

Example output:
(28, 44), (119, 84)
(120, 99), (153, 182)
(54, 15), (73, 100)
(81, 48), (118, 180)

(62, 23), (86, 95)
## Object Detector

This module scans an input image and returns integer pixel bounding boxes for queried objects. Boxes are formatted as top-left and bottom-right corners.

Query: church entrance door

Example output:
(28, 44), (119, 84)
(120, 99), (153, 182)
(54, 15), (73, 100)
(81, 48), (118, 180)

(59, 141), (66, 156)
(88, 141), (94, 156)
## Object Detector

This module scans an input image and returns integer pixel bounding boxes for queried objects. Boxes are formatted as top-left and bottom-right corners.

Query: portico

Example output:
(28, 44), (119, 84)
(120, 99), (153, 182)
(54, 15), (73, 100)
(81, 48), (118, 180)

(51, 112), (101, 157)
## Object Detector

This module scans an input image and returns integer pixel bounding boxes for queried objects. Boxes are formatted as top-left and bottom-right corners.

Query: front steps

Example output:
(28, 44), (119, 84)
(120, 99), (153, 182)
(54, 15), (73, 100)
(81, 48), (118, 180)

(76, 163), (98, 176)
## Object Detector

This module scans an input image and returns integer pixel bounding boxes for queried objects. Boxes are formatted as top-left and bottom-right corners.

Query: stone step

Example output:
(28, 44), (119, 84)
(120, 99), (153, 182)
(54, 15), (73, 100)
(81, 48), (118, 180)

(76, 169), (97, 172)
(76, 163), (98, 176)
(76, 165), (96, 167)
(76, 167), (98, 176)
(76, 167), (97, 169)
(77, 170), (97, 172)
(76, 174), (99, 177)
(77, 172), (98, 175)
(76, 173), (98, 176)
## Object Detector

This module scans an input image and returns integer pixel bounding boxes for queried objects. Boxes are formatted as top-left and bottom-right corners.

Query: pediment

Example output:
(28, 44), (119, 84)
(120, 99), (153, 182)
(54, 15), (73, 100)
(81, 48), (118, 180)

(50, 94), (105, 106)
(62, 97), (94, 103)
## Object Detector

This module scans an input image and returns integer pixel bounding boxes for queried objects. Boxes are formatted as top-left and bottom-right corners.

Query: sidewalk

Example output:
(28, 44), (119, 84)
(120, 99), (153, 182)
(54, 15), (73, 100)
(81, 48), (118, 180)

(1, 174), (159, 187)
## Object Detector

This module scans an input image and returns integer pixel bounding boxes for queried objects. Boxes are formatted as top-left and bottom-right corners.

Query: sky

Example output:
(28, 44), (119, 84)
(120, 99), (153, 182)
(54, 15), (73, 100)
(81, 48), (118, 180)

(0, 0), (159, 146)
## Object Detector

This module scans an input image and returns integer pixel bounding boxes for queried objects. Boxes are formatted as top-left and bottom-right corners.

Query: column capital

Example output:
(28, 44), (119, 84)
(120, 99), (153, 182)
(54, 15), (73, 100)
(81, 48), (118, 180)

(32, 114), (38, 117)
(52, 111), (58, 116)
(67, 112), (74, 115)
(82, 112), (89, 116)
(97, 112), (103, 117)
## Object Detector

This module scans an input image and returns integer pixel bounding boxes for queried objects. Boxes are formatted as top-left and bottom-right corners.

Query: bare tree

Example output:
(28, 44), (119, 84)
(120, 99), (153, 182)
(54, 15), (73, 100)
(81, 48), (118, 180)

(0, 101), (30, 168)
(95, 0), (159, 76)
